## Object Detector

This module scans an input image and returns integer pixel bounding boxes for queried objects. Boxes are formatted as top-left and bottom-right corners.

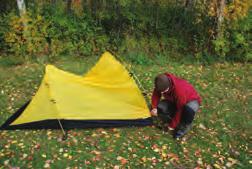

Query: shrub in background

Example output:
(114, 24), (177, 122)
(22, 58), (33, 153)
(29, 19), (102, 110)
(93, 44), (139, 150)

(0, 0), (251, 63)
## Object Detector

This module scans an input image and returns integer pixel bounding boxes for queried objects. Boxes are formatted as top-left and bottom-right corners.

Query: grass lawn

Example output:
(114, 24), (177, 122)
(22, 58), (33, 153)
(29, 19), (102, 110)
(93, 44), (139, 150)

(0, 55), (251, 169)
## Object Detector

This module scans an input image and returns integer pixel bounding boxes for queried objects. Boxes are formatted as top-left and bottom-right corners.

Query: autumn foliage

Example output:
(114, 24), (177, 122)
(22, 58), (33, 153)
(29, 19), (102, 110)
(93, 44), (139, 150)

(0, 0), (251, 61)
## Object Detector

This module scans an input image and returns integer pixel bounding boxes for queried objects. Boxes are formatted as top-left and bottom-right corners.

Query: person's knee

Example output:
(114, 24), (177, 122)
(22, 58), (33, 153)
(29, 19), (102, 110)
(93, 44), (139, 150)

(157, 100), (168, 112)
(182, 105), (196, 124)
(157, 100), (176, 123)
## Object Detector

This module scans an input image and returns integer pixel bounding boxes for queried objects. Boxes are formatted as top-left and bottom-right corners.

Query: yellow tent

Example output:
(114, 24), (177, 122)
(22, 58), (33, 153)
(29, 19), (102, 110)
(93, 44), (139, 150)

(1, 52), (151, 129)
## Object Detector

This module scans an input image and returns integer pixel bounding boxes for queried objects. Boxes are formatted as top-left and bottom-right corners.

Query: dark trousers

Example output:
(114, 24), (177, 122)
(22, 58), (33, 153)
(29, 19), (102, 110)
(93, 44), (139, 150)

(157, 100), (199, 125)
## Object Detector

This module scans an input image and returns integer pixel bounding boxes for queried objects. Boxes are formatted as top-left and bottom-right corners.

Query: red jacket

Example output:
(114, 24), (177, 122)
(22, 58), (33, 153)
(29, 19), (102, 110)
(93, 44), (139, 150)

(152, 73), (201, 128)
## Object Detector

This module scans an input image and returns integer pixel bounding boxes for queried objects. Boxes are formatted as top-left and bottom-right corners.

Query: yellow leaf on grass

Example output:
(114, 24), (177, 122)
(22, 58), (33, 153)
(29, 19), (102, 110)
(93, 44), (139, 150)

(162, 153), (167, 158)
(63, 153), (68, 158)
(11, 140), (17, 144)
(162, 145), (167, 150)
(214, 164), (221, 169)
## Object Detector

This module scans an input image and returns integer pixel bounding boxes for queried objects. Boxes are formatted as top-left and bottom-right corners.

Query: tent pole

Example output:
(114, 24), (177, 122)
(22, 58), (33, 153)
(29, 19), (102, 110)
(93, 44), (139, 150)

(57, 119), (67, 139)
(111, 51), (147, 92)
(131, 73), (147, 94)
(111, 52), (150, 104)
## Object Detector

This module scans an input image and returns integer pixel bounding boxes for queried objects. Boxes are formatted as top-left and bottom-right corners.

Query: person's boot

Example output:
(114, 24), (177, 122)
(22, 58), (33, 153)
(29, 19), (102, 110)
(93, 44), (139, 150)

(173, 123), (192, 139)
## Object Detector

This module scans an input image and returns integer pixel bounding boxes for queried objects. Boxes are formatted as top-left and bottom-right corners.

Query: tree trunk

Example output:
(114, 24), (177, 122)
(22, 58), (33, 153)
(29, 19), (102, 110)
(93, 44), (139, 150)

(51, 0), (57, 6)
(66, 0), (72, 14)
(89, 0), (97, 19)
(216, 0), (226, 38)
(185, 0), (194, 9)
(16, 0), (26, 16)
(155, 1), (159, 30)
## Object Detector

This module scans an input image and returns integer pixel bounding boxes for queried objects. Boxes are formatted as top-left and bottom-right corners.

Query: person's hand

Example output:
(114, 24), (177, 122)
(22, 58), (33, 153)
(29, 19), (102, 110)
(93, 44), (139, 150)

(168, 127), (174, 131)
(150, 108), (158, 116)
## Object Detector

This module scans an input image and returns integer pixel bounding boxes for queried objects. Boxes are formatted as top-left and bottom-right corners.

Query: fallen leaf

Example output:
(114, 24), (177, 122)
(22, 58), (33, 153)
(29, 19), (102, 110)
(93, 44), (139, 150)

(113, 165), (120, 169)
(116, 156), (123, 160)
(162, 145), (167, 150)
(151, 157), (157, 164)
(27, 156), (33, 161)
(206, 165), (212, 169)
(114, 133), (120, 138)
(213, 163), (221, 169)
(120, 158), (128, 165)
(85, 160), (91, 165)
(226, 162), (233, 168)
(72, 138), (78, 144)
(63, 153), (68, 158)
(199, 123), (207, 130)
(165, 161), (170, 165)
(4, 160), (9, 165)
(227, 157), (237, 164)
(141, 157), (147, 162)
(92, 150), (101, 155)
(34, 144), (40, 150)
(91, 133), (97, 137)
(44, 163), (50, 168)
(23, 153), (28, 159)
(101, 131), (108, 135)
(197, 158), (203, 165)
(167, 153), (179, 161)
(18, 143), (24, 147)
(11, 140), (17, 144)
(162, 152), (167, 158)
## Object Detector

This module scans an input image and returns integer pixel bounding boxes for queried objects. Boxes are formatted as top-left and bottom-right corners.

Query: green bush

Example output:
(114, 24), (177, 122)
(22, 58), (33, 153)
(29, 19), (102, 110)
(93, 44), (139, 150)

(212, 12), (251, 62)
(3, 6), (109, 61)
(212, 36), (230, 59)
(0, 0), (251, 62)
(0, 14), (10, 51)
(125, 52), (153, 65)
(0, 56), (24, 67)
(4, 12), (51, 59)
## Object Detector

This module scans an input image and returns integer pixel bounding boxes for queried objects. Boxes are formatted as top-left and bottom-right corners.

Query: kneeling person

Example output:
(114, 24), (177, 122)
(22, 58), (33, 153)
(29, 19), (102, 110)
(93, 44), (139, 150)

(151, 73), (201, 139)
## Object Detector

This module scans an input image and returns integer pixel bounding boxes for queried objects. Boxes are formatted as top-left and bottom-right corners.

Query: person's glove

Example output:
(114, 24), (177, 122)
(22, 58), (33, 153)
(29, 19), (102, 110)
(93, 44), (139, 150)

(150, 108), (158, 116)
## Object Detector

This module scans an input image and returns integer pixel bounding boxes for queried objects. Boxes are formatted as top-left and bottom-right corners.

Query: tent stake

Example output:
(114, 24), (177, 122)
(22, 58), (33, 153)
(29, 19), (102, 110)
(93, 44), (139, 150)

(57, 119), (67, 140)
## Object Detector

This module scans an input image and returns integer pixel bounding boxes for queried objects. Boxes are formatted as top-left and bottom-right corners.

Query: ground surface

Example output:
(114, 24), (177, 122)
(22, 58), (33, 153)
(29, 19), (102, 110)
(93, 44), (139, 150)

(0, 56), (251, 168)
